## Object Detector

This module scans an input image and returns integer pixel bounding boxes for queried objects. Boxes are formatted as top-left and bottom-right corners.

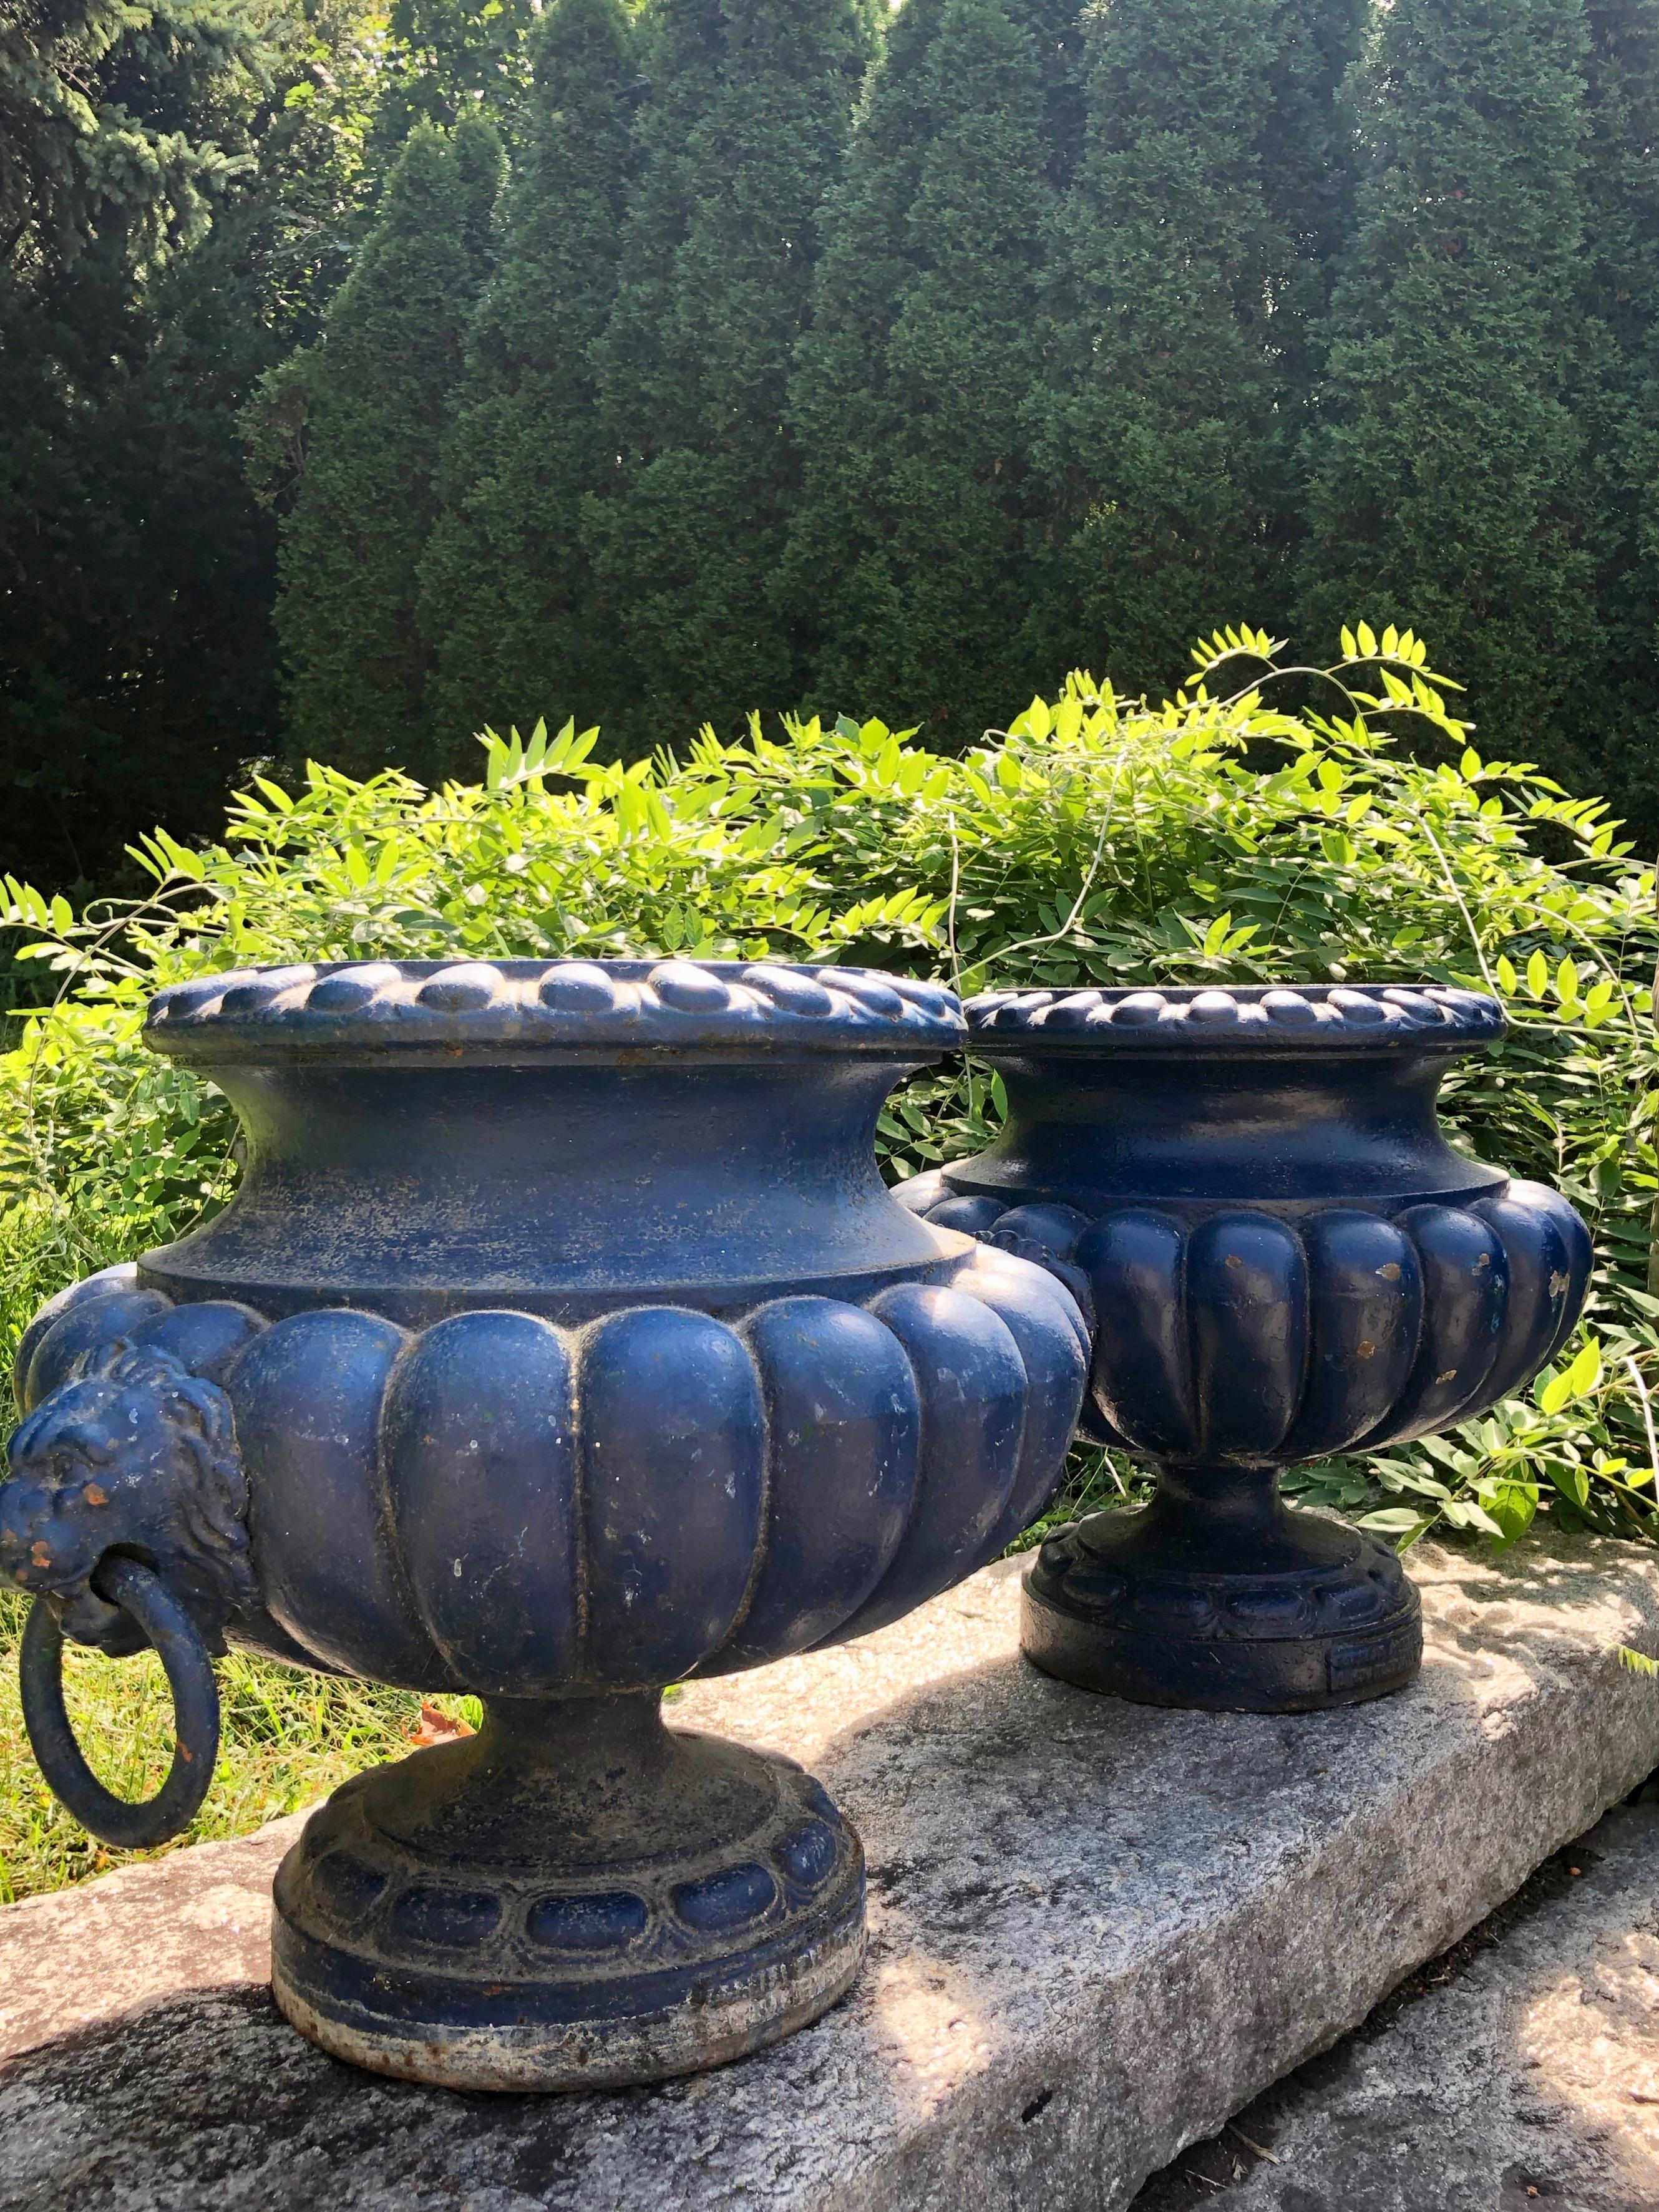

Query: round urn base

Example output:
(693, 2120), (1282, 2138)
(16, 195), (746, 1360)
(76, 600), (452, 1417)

(270, 1691), (865, 2092)
(1021, 1480), (1422, 1714)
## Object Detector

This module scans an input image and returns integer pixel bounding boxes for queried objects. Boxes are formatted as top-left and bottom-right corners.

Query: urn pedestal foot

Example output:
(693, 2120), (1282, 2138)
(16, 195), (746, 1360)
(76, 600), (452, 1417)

(270, 1690), (865, 2092)
(1020, 1468), (1422, 1714)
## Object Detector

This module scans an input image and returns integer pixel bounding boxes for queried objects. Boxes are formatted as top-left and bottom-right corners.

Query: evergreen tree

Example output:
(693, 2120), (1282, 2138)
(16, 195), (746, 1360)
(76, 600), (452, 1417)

(0, 0), (384, 901)
(417, 0), (636, 770)
(1256, 0), (1371, 403)
(1031, 0), (1334, 697)
(781, 0), (1074, 742)
(0, 229), (279, 898)
(1, 0), (256, 284)
(582, 0), (879, 750)
(258, 117), (504, 780)
(1573, 0), (1659, 839)
(1299, 0), (1603, 782)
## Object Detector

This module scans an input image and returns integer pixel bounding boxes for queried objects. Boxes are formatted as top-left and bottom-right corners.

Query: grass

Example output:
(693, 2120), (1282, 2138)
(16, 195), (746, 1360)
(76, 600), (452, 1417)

(0, 1587), (482, 1903)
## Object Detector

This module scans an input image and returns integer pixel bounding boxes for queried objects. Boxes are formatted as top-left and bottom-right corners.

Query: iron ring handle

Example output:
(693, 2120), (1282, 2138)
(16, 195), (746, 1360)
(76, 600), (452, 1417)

(19, 1556), (220, 1849)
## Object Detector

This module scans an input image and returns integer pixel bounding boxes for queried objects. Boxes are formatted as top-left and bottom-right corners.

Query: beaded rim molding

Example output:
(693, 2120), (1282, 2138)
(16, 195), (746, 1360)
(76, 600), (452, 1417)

(144, 959), (965, 1062)
(964, 983), (1506, 1055)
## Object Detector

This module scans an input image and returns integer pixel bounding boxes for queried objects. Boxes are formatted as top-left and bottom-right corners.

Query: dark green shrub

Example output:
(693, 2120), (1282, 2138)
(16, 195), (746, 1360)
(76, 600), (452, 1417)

(781, 0), (1075, 743)
(249, 117), (505, 783)
(580, 0), (880, 751)
(1300, 0), (1605, 797)
(417, 0), (638, 773)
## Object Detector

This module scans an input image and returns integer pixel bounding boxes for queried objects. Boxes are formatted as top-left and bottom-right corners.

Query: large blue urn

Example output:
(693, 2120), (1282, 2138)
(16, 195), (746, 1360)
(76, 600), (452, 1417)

(0, 958), (1086, 2088)
(895, 984), (1591, 1714)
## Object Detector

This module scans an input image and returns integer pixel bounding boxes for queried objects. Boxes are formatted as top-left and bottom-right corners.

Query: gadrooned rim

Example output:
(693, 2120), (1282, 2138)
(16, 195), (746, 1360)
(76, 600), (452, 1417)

(964, 982), (1504, 1052)
(143, 959), (965, 1059)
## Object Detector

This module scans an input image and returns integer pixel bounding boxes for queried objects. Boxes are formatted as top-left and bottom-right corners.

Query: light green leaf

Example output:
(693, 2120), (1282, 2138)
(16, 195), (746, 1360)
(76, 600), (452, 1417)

(1565, 1339), (1602, 1397)
(1537, 1369), (1574, 1415)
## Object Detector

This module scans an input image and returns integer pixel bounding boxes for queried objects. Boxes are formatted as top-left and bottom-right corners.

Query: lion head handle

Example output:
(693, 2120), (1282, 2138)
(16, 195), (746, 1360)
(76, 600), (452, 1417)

(0, 1342), (256, 1655)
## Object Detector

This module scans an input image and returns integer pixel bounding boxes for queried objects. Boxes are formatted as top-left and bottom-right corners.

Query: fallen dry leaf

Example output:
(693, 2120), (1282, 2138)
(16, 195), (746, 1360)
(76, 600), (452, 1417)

(409, 1700), (474, 1748)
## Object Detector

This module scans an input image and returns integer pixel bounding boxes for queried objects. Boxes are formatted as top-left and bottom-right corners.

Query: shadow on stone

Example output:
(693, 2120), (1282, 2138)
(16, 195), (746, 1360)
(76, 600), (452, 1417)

(1129, 1783), (1659, 2212)
(2, 1541), (1657, 2211)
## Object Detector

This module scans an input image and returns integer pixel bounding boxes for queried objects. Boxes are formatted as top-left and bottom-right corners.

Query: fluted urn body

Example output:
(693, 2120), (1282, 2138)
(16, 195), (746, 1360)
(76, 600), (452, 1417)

(1, 959), (1086, 2088)
(895, 984), (1591, 1713)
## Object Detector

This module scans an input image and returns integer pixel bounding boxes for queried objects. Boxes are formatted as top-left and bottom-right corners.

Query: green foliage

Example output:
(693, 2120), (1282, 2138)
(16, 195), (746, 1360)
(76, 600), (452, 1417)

(417, 0), (638, 774)
(5, 627), (1658, 1561)
(255, 114), (505, 783)
(781, 0), (1074, 744)
(369, 0), (543, 156)
(1300, 0), (1607, 800)
(2, 0), (561, 914)
(1572, 0), (1659, 836)
(0, 230), (278, 905)
(580, 0), (880, 750)
(1, 0), (256, 283)
(1255, 0), (1371, 361)
(12, 0), (1659, 908)
(0, 0), (389, 906)
(1028, 0), (1362, 696)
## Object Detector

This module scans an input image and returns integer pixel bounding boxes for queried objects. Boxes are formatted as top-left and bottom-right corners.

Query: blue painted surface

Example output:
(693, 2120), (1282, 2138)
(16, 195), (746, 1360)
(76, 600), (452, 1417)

(0, 959), (1088, 2077)
(898, 982), (1590, 1474)
(896, 982), (1593, 1712)
(4, 960), (1086, 1698)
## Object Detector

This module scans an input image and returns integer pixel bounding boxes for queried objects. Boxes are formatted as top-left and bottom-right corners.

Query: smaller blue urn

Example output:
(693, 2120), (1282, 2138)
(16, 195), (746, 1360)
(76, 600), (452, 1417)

(895, 984), (1592, 1714)
(0, 959), (1086, 2088)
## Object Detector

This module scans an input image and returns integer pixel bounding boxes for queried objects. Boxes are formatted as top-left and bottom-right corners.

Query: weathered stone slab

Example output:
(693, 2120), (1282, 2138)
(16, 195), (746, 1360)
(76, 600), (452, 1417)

(3, 1529), (1659, 2211)
(1134, 1797), (1659, 2210)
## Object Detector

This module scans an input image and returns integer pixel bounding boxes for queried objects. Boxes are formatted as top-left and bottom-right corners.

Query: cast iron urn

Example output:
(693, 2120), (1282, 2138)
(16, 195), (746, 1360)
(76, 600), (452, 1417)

(0, 959), (1087, 2089)
(894, 984), (1591, 1714)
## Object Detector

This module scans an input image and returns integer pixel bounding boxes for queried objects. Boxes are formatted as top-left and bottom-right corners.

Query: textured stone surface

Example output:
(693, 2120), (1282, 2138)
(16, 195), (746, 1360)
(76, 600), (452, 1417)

(3, 1530), (1659, 2210)
(0, 1810), (309, 2060)
(1132, 1798), (1659, 2211)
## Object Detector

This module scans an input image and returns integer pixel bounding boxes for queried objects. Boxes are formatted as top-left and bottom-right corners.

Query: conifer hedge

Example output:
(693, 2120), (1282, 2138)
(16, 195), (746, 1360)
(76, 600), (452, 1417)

(417, 0), (638, 751)
(256, 0), (1658, 837)
(250, 117), (505, 783)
